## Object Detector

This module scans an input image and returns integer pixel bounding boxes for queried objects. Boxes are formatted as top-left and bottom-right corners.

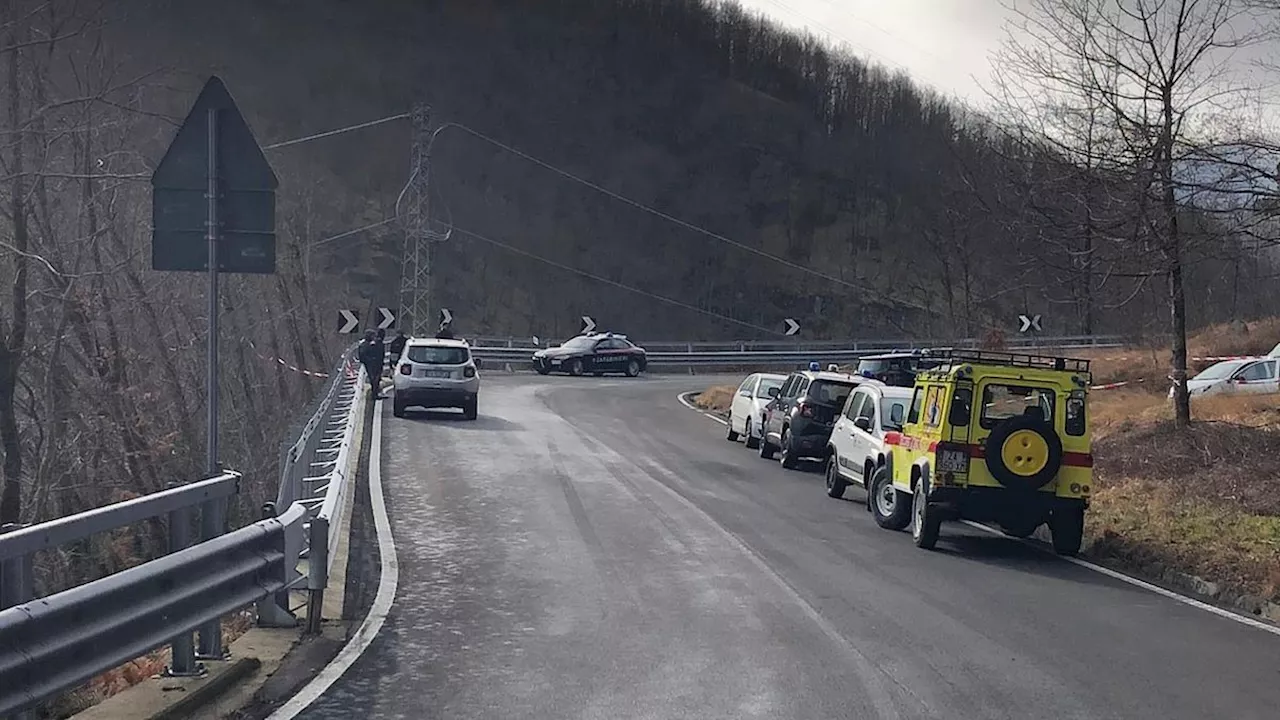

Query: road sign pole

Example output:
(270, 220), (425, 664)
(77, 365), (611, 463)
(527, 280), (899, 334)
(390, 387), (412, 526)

(197, 107), (225, 660)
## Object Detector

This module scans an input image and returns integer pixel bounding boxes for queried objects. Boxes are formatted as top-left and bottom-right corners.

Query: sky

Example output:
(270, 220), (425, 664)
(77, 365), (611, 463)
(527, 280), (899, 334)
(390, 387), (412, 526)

(735, 0), (1015, 106)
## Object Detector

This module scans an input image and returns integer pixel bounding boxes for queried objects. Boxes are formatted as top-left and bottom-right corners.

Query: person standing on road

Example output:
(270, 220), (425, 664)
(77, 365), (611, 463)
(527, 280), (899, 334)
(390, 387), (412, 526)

(389, 329), (408, 365)
(358, 329), (385, 397)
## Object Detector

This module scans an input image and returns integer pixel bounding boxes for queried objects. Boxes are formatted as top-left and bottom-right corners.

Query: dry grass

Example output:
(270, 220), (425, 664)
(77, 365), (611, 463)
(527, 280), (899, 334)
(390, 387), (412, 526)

(1087, 388), (1280, 600)
(694, 385), (735, 414)
(1078, 317), (1280, 389)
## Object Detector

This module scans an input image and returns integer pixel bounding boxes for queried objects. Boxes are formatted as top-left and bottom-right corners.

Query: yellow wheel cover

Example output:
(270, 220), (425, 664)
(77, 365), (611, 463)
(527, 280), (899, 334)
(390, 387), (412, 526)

(1001, 429), (1050, 477)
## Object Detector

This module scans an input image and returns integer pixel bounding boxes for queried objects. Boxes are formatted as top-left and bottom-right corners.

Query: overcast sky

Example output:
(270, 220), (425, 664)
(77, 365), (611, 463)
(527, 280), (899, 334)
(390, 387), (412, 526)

(735, 0), (1015, 106)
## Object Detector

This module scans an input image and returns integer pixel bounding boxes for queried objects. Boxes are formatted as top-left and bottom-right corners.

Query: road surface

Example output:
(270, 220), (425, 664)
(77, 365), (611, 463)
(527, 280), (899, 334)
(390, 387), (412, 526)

(296, 374), (1280, 720)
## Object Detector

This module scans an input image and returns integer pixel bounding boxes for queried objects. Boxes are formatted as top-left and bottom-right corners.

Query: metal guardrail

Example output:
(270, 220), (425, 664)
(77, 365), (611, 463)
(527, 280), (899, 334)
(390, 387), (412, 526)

(469, 335), (1126, 369)
(465, 333), (1128, 353)
(0, 502), (306, 718)
(256, 350), (367, 633)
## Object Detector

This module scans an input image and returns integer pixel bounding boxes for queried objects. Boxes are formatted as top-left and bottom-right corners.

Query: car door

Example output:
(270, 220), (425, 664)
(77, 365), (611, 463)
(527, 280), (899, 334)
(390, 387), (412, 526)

(730, 375), (758, 435)
(830, 390), (867, 481)
(1232, 359), (1278, 394)
(766, 374), (799, 441)
(850, 389), (880, 477)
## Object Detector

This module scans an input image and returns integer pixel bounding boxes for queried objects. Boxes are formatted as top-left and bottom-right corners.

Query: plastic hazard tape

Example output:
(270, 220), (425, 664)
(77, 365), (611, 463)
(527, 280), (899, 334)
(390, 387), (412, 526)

(247, 340), (333, 379)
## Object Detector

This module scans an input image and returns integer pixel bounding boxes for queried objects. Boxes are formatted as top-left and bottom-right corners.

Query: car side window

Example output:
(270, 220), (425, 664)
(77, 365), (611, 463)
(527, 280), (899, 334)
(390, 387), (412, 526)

(738, 375), (755, 396)
(793, 378), (810, 400)
(1238, 362), (1270, 382)
(778, 375), (797, 400)
(907, 387), (923, 425)
(857, 394), (876, 428)
(844, 391), (866, 421)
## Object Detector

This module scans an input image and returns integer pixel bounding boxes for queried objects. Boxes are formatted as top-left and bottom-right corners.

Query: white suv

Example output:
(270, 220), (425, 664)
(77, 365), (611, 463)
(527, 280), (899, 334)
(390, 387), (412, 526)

(392, 338), (480, 420)
(824, 383), (913, 503)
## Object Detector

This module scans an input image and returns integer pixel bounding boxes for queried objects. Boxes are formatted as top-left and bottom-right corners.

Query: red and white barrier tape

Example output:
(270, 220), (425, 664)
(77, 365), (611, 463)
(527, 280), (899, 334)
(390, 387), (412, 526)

(247, 340), (334, 379)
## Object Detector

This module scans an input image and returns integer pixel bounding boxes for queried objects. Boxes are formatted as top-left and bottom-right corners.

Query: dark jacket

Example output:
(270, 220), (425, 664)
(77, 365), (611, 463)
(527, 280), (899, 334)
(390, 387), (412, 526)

(359, 339), (385, 367)
(389, 334), (408, 360)
(435, 325), (455, 340)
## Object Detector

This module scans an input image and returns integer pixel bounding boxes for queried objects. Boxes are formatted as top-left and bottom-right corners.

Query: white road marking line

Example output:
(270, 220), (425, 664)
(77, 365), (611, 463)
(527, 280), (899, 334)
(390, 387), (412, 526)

(677, 391), (728, 425)
(673, 393), (1280, 638)
(959, 520), (1280, 637)
(267, 402), (400, 719)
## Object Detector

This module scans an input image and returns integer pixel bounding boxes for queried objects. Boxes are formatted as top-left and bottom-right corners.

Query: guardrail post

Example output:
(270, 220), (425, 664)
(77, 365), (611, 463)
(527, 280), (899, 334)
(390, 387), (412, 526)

(196, 489), (230, 660)
(165, 489), (202, 677)
(305, 515), (329, 635)
(0, 523), (33, 612)
(256, 502), (299, 628)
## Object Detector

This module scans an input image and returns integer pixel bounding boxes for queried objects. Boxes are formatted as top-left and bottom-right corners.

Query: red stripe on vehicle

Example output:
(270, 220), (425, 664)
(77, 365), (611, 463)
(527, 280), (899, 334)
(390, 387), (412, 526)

(1063, 452), (1093, 468)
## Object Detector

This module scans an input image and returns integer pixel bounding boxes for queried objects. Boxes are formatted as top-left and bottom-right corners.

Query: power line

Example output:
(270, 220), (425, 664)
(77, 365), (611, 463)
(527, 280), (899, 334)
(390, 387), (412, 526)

(310, 217), (398, 248)
(450, 225), (784, 336)
(434, 122), (929, 312)
(263, 113), (411, 151)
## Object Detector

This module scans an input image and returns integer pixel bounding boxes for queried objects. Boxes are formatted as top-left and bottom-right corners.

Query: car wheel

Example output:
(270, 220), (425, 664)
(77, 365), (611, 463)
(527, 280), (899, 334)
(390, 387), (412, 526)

(825, 454), (848, 498)
(463, 397), (478, 421)
(912, 476), (942, 550)
(870, 466), (911, 531)
(779, 427), (799, 470)
(392, 399), (406, 418)
(758, 429), (776, 460)
(726, 413), (740, 442)
(568, 359), (584, 376)
(625, 359), (641, 377)
(1049, 506), (1085, 556)
(744, 418), (760, 449)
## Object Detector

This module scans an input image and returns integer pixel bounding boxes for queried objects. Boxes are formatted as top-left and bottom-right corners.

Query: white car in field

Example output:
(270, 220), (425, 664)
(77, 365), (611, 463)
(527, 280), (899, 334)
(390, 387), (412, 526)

(392, 338), (481, 419)
(725, 373), (786, 449)
(824, 383), (913, 502)
(1174, 357), (1279, 398)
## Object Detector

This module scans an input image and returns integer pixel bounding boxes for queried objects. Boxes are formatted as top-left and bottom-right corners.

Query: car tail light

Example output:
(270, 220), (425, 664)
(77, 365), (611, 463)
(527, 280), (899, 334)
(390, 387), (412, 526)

(464, 366), (476, 378)
(399, 364), (412, 376)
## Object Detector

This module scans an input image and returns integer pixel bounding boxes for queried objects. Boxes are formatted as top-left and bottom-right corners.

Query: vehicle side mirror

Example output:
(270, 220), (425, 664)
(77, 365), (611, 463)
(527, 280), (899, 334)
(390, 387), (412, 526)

(853, 416), (872, 431)
(768, 387), (780, 398)
(473, 358), (483, 370)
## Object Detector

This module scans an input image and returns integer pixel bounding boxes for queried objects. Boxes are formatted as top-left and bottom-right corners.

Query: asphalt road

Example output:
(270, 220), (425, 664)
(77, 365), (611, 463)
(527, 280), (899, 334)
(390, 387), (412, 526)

(297, 373), (1280, 720)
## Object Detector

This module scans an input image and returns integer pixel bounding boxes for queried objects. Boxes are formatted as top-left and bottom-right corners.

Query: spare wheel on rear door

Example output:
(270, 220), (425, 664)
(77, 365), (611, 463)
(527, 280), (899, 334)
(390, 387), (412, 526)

(983, 414), (1063, 491)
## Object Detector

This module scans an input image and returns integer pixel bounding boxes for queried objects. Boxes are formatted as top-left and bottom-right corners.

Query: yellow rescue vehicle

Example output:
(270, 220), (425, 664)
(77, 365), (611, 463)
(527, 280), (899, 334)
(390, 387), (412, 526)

(867, 349), (1092, 555)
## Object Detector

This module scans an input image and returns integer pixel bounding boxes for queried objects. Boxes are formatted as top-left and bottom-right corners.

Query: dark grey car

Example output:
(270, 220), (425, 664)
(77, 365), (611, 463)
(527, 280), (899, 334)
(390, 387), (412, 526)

(758, 370), (869, 470)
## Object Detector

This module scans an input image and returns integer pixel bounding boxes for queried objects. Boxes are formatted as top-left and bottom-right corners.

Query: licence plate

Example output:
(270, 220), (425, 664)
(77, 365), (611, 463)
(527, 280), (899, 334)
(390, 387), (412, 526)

(421, 370), (451, 378)
(550, 359), (561, 365)
(937, 448), (968, 473)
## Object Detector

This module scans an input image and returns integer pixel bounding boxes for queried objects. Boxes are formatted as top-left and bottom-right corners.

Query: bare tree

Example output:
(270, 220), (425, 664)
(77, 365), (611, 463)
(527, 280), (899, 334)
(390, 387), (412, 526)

(990, 0), (1278, 426)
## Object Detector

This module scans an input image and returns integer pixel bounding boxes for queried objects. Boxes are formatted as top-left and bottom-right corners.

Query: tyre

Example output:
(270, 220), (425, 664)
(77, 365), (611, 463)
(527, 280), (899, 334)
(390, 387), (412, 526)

(625, 359), (641, 377)
(392, 399), (406, 418)
(779, 427), (800, 470)
(1049, 506), (1085, 556)
(726, 414), (740, 442)
(569, 359), (585, 377)
(825, 454), (848, 499)
(463, 397), (478, 421)
(870, 466), (911, 531)
(758, 430), (777, 460)
(912, 476), (942, 550)
(744, 418), (760, 449)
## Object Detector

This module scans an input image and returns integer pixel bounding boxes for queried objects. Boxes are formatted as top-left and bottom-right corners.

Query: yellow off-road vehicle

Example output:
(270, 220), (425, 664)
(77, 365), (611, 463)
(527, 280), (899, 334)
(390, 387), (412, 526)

(868, 350), (1093, 555)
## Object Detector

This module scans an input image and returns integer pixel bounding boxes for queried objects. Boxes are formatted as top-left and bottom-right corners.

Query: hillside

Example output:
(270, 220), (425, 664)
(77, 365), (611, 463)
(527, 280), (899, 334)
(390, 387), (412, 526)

(109, 0), (1272, 341)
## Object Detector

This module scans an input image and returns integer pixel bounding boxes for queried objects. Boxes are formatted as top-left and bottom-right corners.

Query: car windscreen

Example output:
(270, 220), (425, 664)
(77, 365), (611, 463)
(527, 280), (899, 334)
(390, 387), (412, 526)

(559, 337), (595, 351)
(756, 377), (784, 398)
(407, 345), (470, 365)
(1192, 360), (1248, 381)
(807, 380), (856, 407)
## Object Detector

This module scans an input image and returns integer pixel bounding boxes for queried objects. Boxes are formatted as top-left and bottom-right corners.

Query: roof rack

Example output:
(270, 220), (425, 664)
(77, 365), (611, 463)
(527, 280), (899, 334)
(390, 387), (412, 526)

(928, 348), (1090, 373)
